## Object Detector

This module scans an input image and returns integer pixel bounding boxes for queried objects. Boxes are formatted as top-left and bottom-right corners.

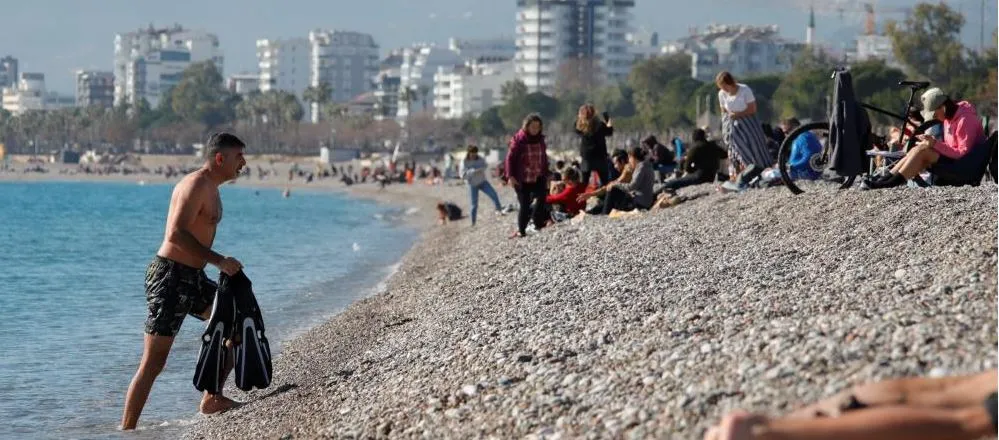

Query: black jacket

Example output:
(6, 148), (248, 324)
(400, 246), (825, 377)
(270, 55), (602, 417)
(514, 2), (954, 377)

(575, 120), (613, 162)
(829, 69), (871, 177)
(683, 140), (727, 176)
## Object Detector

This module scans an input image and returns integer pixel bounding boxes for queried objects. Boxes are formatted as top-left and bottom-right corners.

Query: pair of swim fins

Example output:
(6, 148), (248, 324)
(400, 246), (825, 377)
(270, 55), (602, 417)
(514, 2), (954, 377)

(193, 270), (273, 394)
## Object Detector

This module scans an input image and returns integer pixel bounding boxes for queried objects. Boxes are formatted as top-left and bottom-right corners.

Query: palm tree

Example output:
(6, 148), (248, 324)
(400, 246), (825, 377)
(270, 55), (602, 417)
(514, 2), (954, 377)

(303, 81), (333, 123)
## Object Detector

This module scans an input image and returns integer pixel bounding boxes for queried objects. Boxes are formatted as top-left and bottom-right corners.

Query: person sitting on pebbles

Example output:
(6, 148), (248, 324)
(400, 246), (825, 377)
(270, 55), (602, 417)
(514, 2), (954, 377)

(704, 368), (997, 440)
(435, 201), (463, 225)
(593, 146), (655, 215)
(545, 167), (586, 221)
(864, 88), (987, 189)
(576, 149), (632, 214)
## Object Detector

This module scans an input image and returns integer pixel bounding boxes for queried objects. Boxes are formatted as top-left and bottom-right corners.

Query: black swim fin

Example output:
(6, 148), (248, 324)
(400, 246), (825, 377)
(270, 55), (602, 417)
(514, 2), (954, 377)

(193, 279), (235, 394)
(231, 271), (273, 391)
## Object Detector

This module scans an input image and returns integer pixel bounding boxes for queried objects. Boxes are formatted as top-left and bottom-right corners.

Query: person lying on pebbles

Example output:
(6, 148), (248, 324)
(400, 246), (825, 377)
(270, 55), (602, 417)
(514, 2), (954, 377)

(703, 369), (998, 440)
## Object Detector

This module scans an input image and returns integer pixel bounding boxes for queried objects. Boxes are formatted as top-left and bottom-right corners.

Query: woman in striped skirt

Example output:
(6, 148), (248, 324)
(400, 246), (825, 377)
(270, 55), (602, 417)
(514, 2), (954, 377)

(716, 71), (772, 189)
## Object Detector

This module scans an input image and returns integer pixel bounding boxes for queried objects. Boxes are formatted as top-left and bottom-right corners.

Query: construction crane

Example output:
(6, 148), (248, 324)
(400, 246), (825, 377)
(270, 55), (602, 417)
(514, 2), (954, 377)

(862, 2), (911, 35)
(802, 0), (910, 35)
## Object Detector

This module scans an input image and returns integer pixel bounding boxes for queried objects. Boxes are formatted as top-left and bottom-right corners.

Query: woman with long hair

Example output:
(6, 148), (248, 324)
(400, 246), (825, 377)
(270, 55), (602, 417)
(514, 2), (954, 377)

(574, 103), (614, 188)
(460, 145), (503, 226)
(716, 71), (772, 189)
(504, 113), (550, 238)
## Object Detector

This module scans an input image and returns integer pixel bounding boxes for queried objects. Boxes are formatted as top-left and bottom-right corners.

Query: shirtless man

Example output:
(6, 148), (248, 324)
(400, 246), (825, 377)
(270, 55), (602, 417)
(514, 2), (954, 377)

(121, 132), (247, 430)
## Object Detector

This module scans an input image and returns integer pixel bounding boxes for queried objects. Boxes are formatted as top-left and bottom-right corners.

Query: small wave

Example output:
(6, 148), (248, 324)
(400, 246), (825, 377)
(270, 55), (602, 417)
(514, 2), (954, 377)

(352, 242), (361, 252)
(404, 207), (420, 215)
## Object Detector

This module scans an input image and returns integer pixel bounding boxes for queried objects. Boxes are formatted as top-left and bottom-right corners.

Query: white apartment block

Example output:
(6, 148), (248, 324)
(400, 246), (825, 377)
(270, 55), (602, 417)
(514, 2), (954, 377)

(448, 37), (517, 63)
(256, 38), (310, 98)
(515, 0), (635, 95)
(371, 50), (404, 121)
(113, 25), (223, 108)
(433, 60), (516, 119)
(2, 73), (46, 115)
(850, 34), (900, 68)
(226, 73), (260, 95)
(666, 24), (801, 82)
(627, 28), (662, 63)
(308, 29), (379, 123)
(396, 44), (462, 121)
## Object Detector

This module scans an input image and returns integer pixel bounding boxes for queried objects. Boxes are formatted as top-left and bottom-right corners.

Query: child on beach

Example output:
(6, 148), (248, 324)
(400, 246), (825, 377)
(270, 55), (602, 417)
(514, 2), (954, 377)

(504, 113), (551, 238)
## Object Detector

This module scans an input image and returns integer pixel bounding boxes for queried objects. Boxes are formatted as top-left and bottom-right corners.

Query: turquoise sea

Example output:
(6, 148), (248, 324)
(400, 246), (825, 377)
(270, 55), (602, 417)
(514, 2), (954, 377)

(0, 181), (419, 440)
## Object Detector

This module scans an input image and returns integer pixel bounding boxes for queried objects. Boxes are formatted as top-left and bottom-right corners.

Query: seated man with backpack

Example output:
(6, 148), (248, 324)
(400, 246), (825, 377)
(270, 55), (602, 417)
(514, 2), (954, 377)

(864, 88), (988, 190)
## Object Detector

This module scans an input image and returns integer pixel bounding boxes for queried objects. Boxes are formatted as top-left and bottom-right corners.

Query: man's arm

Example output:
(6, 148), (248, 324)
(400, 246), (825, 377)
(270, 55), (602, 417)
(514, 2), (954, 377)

(166, 182), (224, 266)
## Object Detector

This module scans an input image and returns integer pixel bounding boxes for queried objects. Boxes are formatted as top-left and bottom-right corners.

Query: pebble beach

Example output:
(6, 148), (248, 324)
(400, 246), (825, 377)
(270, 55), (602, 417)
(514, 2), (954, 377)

(177, 179), (997, 439)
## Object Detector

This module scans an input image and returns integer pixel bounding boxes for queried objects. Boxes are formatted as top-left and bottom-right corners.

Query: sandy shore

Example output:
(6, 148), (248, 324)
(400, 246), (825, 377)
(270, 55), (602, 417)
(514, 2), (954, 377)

(136, 174), (995, 439)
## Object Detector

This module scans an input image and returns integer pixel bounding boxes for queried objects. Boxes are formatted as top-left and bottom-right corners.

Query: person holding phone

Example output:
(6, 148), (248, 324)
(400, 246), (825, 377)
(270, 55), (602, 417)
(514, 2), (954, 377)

(574, 104), (614, 188)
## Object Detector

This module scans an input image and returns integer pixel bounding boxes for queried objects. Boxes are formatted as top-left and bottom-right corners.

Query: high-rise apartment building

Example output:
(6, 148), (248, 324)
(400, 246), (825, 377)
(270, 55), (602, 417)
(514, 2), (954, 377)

(76, 70), (114, 107)
(308, 29), (379, 122)
(514, 0), (635, 94)
(0, 56), (18, 90)
(256, 38), (310, 98)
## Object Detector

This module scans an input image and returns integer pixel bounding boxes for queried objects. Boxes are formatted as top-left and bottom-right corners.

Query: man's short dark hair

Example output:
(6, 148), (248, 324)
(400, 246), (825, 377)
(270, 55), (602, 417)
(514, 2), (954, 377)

(206, 132), (245, 157)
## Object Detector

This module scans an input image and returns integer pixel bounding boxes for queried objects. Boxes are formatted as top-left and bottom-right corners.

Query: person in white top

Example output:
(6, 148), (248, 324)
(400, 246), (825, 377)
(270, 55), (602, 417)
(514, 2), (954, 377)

(716, 71), (773, 189)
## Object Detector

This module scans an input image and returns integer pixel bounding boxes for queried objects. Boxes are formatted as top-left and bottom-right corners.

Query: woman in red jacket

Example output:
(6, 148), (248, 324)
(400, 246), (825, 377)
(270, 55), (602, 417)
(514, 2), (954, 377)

(545, 167), (585, 218)
(505, 113), (550, 238)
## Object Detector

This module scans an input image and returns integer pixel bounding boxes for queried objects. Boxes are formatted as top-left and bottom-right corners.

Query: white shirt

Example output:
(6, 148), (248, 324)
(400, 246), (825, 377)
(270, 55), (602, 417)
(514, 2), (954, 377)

(718, 83), (756, 113)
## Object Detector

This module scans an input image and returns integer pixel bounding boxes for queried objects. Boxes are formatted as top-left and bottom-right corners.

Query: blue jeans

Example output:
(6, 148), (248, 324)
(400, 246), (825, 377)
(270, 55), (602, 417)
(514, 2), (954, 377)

(469, 181), (502, 225)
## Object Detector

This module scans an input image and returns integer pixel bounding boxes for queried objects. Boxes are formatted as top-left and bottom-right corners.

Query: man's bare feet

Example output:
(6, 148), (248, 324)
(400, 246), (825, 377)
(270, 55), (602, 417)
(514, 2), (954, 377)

(704, 411), (768, 440)
(199, 393), (236, 415)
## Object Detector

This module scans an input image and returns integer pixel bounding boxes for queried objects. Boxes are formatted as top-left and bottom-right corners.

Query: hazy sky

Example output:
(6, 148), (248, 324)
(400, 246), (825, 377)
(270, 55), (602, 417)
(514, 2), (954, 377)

(1, 0), (994, 94)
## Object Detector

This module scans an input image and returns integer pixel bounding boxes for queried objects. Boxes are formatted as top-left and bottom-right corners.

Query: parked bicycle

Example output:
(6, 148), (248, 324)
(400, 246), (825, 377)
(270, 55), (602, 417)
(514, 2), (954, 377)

(776, 69), (941, 195)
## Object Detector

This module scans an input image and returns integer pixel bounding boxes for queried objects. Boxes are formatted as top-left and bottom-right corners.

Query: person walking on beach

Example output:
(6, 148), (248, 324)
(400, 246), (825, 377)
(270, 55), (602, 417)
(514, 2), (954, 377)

(505, 113), (550, 238)
(121, 132), (247, 430)
(574, 104), (614, 188)
(460, 145), (503, 226)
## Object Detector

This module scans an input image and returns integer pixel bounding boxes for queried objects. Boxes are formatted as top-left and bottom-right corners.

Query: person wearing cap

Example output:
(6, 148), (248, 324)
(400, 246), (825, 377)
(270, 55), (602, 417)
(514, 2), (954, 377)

(864, 88), (986, 189)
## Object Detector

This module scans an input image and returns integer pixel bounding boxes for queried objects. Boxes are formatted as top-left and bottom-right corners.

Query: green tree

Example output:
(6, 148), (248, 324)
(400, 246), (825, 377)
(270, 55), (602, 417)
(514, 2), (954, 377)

(885, 2), (966, 88)
(627, 54), (692, 129)
(849, 60), (909, 125)
(169, 61), (236, 128)
(475, 107), (507, 137)
(500, 80), (528, 102)
(303, 81), (334, 122)
(741, 75), (782, 123)
(591, 84), (636, 119)
(773, 51), (836, 121)
(652, 77), (703, 129)
(499, 92), (558, 131)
